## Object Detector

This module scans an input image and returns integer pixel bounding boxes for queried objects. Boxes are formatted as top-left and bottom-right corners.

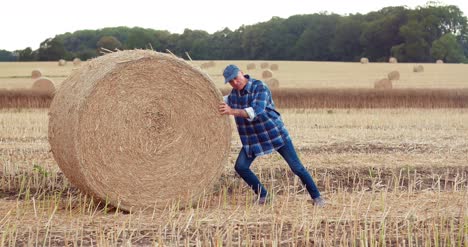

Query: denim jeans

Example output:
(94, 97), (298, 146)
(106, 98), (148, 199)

(234, 139), (321, 199)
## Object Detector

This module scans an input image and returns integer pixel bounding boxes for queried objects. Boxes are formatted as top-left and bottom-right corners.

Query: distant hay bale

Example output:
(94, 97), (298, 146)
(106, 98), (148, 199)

(413, 65), (424, 72)
(73, 58), (82, 66)
(387, 70), (400, 80)
(270, 63), (279, 71)
(265, 78), (279, 89)
(360, 57), (369, 64)
(246, 63), (256, 70)
(389, 57), (398, 63)
(32, 77), (55, 95)
(262, 69), (273, 79)
(436, 59), (444, 64)
(31, 69), (42, 79)
(200, 60), (216, 69)
(374, 78), (393, 89)
(58, 59), (67, 66)
(48, 50), (231, 211)
(260, 62), (269, 69)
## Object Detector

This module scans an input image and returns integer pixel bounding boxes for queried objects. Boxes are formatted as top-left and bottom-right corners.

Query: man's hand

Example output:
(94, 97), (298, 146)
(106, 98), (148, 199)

(219, 102), (232, 115)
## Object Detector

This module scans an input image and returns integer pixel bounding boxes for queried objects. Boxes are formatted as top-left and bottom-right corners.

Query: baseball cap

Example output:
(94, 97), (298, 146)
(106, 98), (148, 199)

(223, 64), (240, 83)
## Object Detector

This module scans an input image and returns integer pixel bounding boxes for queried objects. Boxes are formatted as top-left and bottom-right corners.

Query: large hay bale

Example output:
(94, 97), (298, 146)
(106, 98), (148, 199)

(73, 58), (82, 66)
(31, 69), (42, 79)
(58, 59), (67, 66)
(265, 78), (279, 89)
(32, 77), (55, 95)
(374, 78), (392, 89)
(270, 63), (279, 71)
(413, 65), (424, 72)
(246, 63), (256, 70)
(389, 57), (398, 63)
(436, 59), (444, 64)
(360, 57), (369, 64)
(387, 70), (400, 80)
(260, 62), (269, 69)
(48, 50), (231, 211)
(262, 69), (273, 79)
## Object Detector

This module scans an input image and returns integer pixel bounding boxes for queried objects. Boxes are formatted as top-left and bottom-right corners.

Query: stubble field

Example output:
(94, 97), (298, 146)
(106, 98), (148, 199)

(0, 60), (467, 246)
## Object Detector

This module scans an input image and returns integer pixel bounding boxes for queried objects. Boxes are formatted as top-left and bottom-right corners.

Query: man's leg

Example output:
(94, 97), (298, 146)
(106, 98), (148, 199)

(277, 139), (321, 199)
(234, 148), (268, 198)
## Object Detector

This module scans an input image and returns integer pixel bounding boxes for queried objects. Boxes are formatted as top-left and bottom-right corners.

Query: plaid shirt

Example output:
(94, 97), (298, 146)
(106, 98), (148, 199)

(226, 75), (290, 157)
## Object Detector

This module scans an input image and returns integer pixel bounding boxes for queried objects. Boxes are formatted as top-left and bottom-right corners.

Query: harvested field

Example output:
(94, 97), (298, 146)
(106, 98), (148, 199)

(0, 108), (466, 245)
(0, 59), (467, 245)
(4, 88), (468, 108)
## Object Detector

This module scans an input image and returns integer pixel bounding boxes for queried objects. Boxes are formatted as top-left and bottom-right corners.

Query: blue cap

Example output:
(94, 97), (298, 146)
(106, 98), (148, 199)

(223, 64), (240, 83)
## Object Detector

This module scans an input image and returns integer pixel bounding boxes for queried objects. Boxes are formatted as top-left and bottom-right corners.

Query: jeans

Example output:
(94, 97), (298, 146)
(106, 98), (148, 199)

(234, 139), (321, 199)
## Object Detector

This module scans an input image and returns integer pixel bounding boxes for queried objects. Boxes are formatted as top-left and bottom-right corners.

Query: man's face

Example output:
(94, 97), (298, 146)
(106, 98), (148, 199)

(228, 71), (245, 90)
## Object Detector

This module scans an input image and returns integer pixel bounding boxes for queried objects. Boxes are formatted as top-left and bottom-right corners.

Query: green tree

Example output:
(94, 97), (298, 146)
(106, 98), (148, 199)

(96, 35), (123, 51)
(431, 33), (466, 62)
(17, 47), (37, 61)
(0, 49), (17, 61)
(37, 37), (66, 61)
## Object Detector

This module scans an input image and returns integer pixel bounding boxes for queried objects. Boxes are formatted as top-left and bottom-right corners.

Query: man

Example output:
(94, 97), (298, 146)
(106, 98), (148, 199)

(218, 64), (325, 207)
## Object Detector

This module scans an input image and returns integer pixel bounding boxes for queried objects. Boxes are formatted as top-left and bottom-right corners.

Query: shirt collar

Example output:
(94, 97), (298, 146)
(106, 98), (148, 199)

(240, 75), (252, 94)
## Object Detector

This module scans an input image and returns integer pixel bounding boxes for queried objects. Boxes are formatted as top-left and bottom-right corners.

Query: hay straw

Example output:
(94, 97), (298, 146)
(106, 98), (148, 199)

(31, 69), (42, 79)
(387, 70), (400, 80)
(246, 63), (256, 70)
(58, 59), (66, 66)
(48, 50), (231, 211)
(73, 58), (82, 66)
(270, 64), (279, 71)
(265, 78), (279, 89)
(374, 78), (393, 89)
(436, 59), (444, 64)
(360, 58), (369, 64)
(32, 77), (55, 95)
(413, 65), (424, 72)
(262, 69), (273, 79)
(389, 57), (398, 63)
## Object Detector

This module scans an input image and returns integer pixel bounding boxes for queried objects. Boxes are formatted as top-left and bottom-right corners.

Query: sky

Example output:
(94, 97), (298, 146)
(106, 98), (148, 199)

(1, 0), (467, 51)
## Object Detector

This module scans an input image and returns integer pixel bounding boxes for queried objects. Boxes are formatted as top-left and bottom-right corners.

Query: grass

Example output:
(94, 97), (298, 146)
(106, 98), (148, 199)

(0, 108), (466, 245)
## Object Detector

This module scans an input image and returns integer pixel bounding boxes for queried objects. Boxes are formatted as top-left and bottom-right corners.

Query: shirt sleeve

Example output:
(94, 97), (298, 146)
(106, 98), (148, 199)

(250, 84), (269, 120)
(245, 107), (255, 121)
(223, 95), (229, 104)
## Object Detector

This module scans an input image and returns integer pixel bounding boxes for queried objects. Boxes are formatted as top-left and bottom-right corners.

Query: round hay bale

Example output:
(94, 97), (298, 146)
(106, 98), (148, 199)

(360, 57), (369, 64)
(48, 50), (231, 211)
(387, 70), (400, 80)
(413, 65), (424, 72)
(265, 78), (279, 89)
(246, 63), (256, 70)
(73, 58), (82, 66)
(269, 63), (279, 71)
(374, 78), (392, 89)
(260, 62), (269, 69)
(200, 61), (215, 69)
(58, 59), (67, 66)
(389, 57), (398, 63)
(436, 59), (444, 64)
(262, 69), (273, 79)
(31, 69), (42, 79)
(32, 77), (55, 95)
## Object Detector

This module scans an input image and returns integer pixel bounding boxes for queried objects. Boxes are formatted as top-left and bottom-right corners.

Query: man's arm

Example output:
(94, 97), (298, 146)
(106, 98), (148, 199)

(219, 102), (249, 118)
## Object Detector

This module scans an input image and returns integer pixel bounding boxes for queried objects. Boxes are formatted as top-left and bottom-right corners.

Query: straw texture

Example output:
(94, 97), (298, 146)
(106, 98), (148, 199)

(48, 50), (231, 211)
(32, 77), (55, 94)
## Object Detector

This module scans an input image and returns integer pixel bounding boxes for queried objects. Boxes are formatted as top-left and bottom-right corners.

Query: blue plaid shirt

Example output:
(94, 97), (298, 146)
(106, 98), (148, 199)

(226, 75), (290, 157)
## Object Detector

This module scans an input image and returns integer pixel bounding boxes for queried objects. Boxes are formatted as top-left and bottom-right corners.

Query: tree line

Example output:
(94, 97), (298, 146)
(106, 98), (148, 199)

(1, 4), (467, 63)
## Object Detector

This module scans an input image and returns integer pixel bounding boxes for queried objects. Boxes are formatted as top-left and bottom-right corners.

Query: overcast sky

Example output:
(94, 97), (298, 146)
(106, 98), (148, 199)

(1, 0), (467, 51)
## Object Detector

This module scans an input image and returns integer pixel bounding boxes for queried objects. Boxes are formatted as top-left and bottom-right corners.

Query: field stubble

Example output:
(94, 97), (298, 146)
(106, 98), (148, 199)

(0, 108), (466, 245)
